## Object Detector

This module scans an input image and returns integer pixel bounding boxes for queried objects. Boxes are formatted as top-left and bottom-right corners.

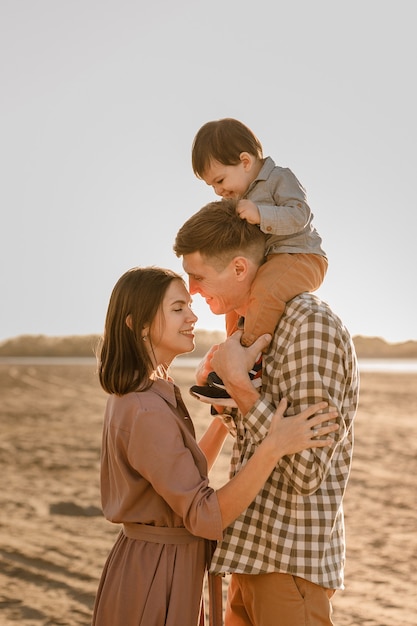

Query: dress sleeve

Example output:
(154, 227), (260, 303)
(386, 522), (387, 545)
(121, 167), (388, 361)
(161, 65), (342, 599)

(126, 399), (223, 540)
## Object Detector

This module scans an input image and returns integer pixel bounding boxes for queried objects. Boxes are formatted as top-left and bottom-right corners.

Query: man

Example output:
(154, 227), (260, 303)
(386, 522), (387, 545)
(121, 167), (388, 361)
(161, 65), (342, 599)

(173, 199), (359, 626)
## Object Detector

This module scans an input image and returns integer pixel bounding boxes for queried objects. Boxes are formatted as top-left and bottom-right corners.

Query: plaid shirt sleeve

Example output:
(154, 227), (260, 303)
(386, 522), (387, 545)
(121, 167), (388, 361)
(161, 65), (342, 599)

(210, 294), (359, 588)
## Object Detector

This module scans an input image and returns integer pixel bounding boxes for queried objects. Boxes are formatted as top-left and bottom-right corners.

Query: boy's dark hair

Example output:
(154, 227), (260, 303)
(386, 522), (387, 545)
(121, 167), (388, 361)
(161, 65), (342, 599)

(192, 118), (263, 179)
(173, 198), (266, 270)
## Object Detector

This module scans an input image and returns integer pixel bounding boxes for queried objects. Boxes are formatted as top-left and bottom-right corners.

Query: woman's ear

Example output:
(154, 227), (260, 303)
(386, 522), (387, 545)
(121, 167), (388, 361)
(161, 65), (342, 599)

(126, 315), (150, 340)
(125, 314), (133, 330)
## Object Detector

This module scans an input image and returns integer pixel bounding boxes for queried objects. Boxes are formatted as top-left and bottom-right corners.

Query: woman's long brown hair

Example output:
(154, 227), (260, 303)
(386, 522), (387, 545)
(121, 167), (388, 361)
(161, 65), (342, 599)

(98, 267), (184, 395)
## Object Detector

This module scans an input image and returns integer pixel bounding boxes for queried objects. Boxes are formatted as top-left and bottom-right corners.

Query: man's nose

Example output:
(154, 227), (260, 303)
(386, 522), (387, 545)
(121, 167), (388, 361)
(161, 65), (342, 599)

(188, 279), (200, 295)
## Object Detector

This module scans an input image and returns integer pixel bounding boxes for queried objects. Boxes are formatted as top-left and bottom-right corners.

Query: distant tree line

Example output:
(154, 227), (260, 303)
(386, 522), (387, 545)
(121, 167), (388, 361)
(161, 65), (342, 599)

(0, 330), (227, 359)
(0, 334), (101, 357)
(0, 331), (416, 359)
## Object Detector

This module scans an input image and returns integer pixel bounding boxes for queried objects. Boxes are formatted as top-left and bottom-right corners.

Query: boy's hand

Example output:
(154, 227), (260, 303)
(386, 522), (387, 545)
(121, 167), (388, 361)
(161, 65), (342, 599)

(236, 199), (260, 225)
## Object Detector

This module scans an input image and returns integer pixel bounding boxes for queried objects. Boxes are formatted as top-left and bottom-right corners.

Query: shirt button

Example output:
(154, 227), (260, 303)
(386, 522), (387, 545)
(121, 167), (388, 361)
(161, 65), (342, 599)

(266, 226), (272, 232)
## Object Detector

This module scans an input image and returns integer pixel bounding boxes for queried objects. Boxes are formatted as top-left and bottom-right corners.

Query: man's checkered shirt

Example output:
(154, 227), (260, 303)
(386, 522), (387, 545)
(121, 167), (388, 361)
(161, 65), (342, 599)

(210, 293), (359, 589)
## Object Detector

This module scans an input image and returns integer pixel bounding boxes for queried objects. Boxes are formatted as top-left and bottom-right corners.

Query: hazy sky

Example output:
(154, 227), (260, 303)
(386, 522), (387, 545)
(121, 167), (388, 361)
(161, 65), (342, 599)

(1, 1), (416, 343)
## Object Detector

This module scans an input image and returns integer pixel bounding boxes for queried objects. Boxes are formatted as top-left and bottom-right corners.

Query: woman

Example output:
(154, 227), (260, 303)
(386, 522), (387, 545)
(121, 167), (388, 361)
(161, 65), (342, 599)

(91, 267), (337, 626)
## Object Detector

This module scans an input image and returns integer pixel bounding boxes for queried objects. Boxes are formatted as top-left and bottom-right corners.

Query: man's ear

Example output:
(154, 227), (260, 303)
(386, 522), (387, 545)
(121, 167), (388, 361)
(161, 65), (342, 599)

(233, 256), (249, 279)
(239, 152), (254, 171)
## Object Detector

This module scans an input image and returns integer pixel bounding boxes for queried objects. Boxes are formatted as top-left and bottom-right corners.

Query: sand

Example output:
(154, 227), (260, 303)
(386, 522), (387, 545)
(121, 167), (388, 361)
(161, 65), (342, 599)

(0, 362), (416, 626)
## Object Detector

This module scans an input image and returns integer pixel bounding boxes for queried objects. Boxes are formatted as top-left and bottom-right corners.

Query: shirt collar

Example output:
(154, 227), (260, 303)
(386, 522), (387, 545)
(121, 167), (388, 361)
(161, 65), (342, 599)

(148, 377), (180, 408)
(254, 156), (276, 182)
(245, 156), (275, 195)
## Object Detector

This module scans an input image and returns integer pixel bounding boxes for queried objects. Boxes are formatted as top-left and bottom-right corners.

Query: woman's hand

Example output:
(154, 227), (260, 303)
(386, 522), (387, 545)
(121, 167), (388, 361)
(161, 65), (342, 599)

(216, 397), (339, 529)
(265, 398), (339, 458)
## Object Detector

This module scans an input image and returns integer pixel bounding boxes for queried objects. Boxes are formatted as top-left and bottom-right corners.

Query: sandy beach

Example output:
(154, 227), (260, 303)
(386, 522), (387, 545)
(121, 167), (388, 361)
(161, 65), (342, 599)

(1, 361), (416, 626)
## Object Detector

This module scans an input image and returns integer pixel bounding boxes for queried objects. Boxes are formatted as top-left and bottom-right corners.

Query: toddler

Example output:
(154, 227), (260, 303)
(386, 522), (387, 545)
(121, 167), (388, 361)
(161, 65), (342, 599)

(189, 118), (327, 407)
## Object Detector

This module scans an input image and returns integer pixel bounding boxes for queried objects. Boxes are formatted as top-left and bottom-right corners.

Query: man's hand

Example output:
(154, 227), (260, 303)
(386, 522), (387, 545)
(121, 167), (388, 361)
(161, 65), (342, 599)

(212, 331), (271, 381)
(211, 331), (272, 414)
(194, 344), (220, 385)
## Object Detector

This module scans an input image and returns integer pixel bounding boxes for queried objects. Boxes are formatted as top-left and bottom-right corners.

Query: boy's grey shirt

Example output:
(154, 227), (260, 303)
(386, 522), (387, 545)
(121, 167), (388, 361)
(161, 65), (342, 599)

(246, 157), (326, 257)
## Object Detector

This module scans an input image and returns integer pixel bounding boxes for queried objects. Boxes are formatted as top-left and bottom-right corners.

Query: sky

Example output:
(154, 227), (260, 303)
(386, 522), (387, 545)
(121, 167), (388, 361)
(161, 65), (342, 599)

(1, 0), (416, 344)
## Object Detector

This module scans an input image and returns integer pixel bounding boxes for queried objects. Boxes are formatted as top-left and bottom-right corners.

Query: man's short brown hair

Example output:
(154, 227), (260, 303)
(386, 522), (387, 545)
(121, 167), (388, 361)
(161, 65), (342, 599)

(173, 199), (266, 271)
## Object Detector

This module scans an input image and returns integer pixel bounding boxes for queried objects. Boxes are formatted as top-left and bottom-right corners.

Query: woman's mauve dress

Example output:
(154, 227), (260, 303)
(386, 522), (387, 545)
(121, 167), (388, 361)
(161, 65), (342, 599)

(92, 378), (223, 626)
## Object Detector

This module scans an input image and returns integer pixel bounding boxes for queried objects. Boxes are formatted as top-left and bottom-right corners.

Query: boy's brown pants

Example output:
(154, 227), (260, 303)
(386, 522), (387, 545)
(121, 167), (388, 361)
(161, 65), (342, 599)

(225, 253), (328, 346)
